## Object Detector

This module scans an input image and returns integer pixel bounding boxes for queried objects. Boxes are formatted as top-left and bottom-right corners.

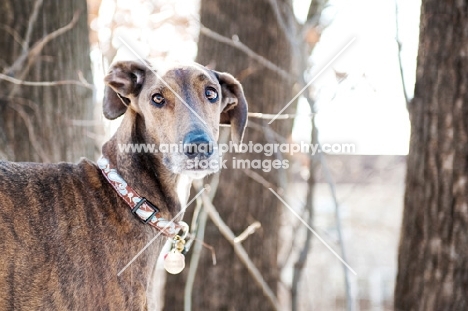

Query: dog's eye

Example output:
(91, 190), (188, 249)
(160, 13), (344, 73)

(205, 87), (218, 103)
(151, 93), (165, 107)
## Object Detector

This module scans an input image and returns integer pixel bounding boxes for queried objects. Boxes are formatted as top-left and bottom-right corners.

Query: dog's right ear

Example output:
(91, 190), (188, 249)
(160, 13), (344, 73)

(103, 61), (146, 120)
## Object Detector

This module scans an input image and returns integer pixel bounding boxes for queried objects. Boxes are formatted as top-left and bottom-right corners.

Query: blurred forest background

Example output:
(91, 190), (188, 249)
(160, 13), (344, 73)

(2, 0), (467, 311)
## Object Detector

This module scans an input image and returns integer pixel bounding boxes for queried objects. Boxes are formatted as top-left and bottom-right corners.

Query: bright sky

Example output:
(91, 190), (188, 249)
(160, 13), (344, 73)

(292, 0), (421, 155)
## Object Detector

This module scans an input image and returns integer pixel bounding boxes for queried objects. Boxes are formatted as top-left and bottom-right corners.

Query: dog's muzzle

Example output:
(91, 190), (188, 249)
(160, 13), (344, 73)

(162, 130), (220, 177)
(182, 130), (214, 160)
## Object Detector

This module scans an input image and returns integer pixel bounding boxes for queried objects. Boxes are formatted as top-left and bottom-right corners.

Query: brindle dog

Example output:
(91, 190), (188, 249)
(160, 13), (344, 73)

(0, 60), (247, 310)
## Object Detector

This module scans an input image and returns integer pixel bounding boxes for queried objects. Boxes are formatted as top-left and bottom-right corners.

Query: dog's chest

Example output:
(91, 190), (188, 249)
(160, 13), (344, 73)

(176, 174), (192, 207)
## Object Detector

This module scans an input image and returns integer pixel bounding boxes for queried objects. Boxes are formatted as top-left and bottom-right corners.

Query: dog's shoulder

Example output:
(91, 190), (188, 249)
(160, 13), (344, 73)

(0, 158), (97, 180)
(0, 158), (103, 196)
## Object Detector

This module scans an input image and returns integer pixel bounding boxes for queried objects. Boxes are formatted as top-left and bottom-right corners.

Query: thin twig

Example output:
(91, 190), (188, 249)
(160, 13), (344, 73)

(68, 119), (101, 126)
(200, 191), (282, 311)
(241, 160), (339, 273)
(294, 19), (354, 304)
(269, 188), (356, 277)
(233, 221), (261, 244)
(23, 0), (44, 52)
(291, 205), (313, 311)
(0, 73), (93, 89)
(5, 3), (77, 77)
(252, 111), (351, 302)
(2, 0), (43, 75)
(248, 112), (315, 120)
(289, 1), (352, 298)
(183, 194), (208, 311)
(10, 96), (40, 117)
(312, 127), (354, 310)
(394, 0), (411, 107)
(302, 72), (354, 309)
(242, 163), (337, 245)
(24, 10), (81, 66)
(7, 11), (82, 99)
(199, 25), (295, 82)
(186, 232), (217, 265)
(291, 113), (318, 311)
(278, 207), (312, 271)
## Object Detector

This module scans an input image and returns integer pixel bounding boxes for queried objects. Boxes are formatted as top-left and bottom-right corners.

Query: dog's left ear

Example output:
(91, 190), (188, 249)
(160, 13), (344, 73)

(103, 61), (146, 120)
(215, 71), (248, 144)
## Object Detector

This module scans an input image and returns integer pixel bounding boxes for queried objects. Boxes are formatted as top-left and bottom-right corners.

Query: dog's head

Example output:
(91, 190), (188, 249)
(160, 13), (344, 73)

(103, 60), (248, 178)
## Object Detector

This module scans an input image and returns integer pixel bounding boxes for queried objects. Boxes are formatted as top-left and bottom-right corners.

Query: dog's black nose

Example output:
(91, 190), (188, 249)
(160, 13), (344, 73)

(183, 131), (214, 159)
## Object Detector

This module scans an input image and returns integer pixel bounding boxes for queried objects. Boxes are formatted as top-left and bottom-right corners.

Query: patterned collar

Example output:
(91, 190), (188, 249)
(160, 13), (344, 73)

(97, 157), (188, 238)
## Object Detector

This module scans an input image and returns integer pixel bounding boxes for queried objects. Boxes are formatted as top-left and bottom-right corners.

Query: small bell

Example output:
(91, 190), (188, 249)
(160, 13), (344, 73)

(164, 249), (185, 274)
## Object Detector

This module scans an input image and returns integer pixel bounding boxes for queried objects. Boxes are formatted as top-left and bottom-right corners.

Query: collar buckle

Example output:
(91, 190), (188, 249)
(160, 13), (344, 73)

(132, 197), (159, 223)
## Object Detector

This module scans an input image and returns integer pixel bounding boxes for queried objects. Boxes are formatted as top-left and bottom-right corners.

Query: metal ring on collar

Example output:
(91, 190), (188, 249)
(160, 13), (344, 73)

(177, 221), (189, 239)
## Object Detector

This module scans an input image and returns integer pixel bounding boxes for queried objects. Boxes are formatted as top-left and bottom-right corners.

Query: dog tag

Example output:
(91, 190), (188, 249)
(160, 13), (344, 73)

(164, 250), (185, 274)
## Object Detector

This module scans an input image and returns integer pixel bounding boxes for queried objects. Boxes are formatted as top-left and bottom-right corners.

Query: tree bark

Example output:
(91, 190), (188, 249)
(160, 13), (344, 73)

(164, 1), (294, 310)
(395, 1), (468, 310)
(0, 0), (94, 162)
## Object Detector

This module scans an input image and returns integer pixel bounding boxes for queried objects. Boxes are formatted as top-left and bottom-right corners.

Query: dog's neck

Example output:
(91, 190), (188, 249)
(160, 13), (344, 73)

(101, 111), (192, 218)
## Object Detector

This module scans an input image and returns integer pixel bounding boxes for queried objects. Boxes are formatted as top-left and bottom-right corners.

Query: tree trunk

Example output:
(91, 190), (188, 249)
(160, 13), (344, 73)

(164, 1), (293, 310)
(395, 1), (468, 310)
(0, 0), (94, 162)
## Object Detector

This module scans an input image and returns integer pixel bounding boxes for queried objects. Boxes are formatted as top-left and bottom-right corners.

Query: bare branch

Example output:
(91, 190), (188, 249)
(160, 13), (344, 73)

(278, 208), (310, 270)
(68, 119), (101, 127)
(239, 151), (339, 285)
(301, 83), (354, 310)
(249, 111), (315, 120)
(233, 221), (261, 244)
(0, 0), (43, 73)
(291, 114), (318, 311)
(26, 11), (81, 65)
(0, 73), (93, 89)
(394, 0), (411, 106)
(23, 0), (44, 52)
(184, 195), (208, 311)
(5, 10), (80, 77)
(251, 94), (353, 310)
(241, 158), (335, 240)
(11, 96), (41, 118)
(187, 233), (217, 265)
(291, 207), (313, 311)
(199, 25), (295, 82)
(317, 145), (354, 311)
(199, 188), (282, 311)
(6, 11), (82, 100)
